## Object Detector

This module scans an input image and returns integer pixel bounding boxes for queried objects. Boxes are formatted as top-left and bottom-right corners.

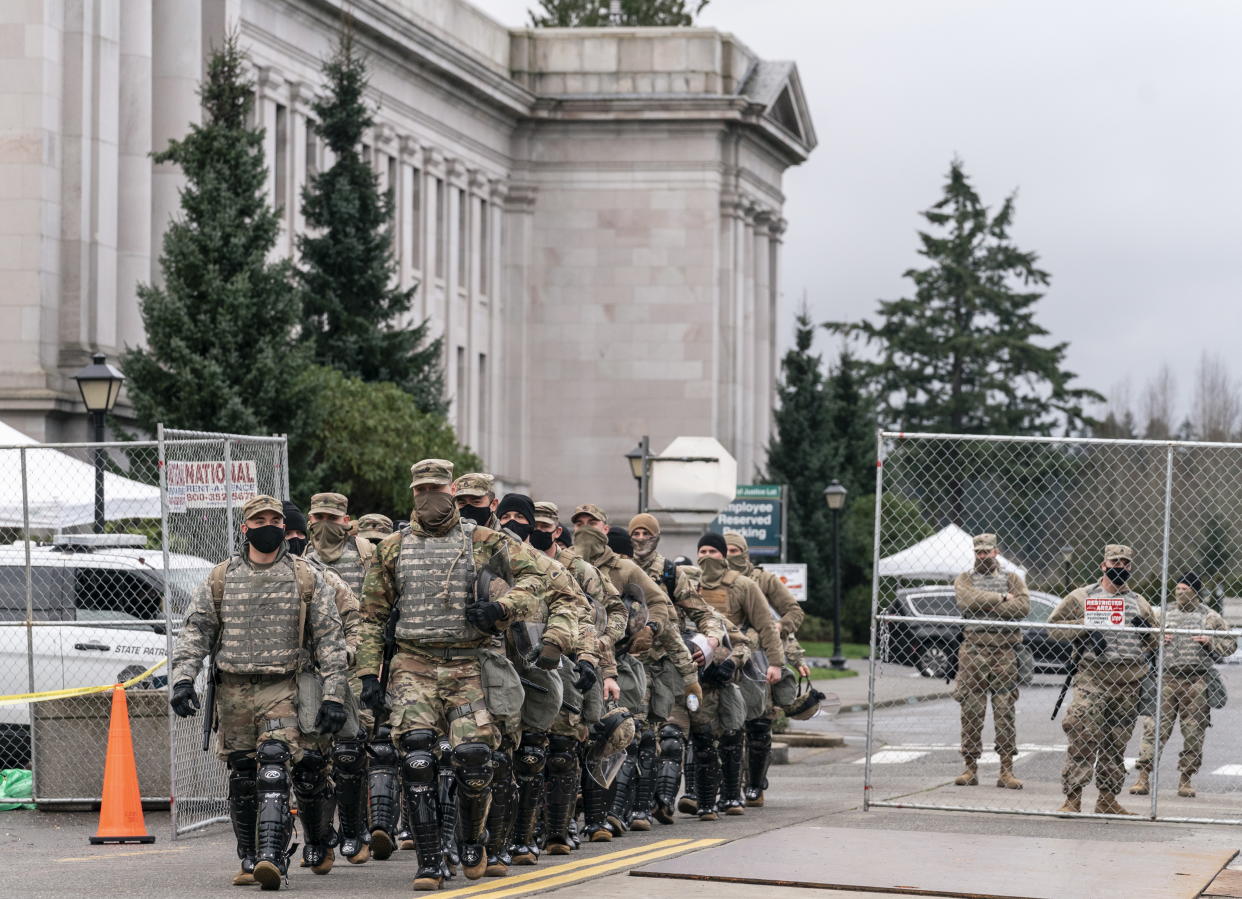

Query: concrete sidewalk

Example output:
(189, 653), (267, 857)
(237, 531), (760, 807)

(810, 658), (952, 713)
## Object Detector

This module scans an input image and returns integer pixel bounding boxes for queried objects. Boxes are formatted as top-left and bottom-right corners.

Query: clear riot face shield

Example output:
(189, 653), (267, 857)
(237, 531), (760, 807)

(586, 706), (635, 788)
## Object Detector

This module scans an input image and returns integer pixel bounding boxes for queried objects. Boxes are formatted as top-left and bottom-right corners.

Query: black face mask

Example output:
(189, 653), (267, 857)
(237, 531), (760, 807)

(246, 525), (286, 554)
(530, 529), (554, 551)
(459, 504), (492, 527)
(1104, 566), (1131, 586)
(285, 536), (307, 557)
(503, 520), (532, 543)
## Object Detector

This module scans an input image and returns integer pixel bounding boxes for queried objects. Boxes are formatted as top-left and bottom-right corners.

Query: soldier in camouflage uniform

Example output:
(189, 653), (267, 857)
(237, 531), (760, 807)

(951, 533), (1030, 791)
(723, 532), (801, 807)
(356, 460), (580, 891)
(694, 532), (783, 819)
(630, 513), (724, 826)
(170, 495), (348, 890)
(300, 493), (377, 864)
(534, 502), (627, 848)
(357, 514), (394, 547)
(1049, 544), (1157, 816)
(1130, 572), (1236, 798)
(454, 472), (499, 528)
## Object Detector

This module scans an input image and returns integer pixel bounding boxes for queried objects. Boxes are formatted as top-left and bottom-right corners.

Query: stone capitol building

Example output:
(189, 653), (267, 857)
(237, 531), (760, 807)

(0, 0), (816, 521)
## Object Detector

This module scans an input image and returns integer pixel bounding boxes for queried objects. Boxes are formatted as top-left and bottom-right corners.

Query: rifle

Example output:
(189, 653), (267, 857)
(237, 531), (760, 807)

(373, 608), (400, 733)
(201, 657), (217, 752)
(1051, 630), (1109, 720)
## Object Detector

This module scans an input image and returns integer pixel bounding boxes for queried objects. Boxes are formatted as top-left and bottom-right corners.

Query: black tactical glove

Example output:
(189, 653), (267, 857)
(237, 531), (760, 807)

(170, 680), (200, 718)
(314, 699), (347, 736)
(465, 600), (508, 633)
(703, 657), (737, 687)
(533, 642), (562, 671)
(573, 658), (598, 692)
(359, 674), (385, 716)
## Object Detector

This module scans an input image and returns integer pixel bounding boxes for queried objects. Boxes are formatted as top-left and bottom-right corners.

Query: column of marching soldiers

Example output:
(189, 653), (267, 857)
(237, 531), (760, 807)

(169, 459), (826, 891)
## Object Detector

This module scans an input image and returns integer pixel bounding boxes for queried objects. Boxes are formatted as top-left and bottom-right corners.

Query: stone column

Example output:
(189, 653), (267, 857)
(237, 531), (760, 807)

(752, 209), (773, 474)
(150, 0), (201, 287)
(116, 0), (152, 351)
(499, 184), (536, 488)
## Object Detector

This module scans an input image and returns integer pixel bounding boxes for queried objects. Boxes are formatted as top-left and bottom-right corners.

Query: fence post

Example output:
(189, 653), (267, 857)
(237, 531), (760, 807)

(1149, 443), (1175, 819)
(157, 424), (179, 839)
(224, 438), (235, 556)
(863, 429), (887, 811)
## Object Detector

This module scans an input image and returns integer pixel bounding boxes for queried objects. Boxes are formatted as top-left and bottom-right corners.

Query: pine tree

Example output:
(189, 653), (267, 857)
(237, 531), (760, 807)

(122, 36), (304, 436)
(298, 33), (444, 414)
(827, 159), (1102, 436)
(529, 0), (709, 27)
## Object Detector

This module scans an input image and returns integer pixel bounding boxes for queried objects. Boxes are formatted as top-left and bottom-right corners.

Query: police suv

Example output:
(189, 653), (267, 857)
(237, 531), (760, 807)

(0, 534), (212, 767)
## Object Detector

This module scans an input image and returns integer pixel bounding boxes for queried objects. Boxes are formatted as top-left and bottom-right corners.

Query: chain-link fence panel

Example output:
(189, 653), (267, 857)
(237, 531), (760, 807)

(864, 432), (1242, 824)
(160, 428), (289, 838)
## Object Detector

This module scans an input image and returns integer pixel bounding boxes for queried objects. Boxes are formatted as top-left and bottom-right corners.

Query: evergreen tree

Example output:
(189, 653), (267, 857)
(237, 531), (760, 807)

(529, 0), (709, 27)
(298, 33), (444, 414)
(827, 159), (1102, 436)
(122, 37), (304, 436)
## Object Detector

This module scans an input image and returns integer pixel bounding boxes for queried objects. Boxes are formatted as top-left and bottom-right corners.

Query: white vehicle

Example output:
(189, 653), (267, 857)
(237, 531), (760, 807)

(0, 534), (213, 767)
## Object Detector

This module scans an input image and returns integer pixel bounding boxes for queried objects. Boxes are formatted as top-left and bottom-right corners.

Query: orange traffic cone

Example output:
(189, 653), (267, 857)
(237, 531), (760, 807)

(90, 684), (154, 844)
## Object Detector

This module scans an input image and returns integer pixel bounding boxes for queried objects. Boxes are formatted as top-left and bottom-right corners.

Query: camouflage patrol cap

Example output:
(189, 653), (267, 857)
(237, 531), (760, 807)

(241, 494), (283, 521)
(453, 472), (495, 498)
(973, 533), (998, 551)
(1104, 544), (1134, 562)
(356, 513), (394, 539)
(309, 492), (348, 516)
(572, 503), (608, 524)
(410, 458), (454, 488)
(533, 501), (560, 526)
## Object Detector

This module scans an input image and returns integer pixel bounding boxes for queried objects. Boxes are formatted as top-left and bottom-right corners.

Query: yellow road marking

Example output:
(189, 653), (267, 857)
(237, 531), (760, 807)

(57, 847), (187, 863)
(436, 839), (691, 897)
(440, 838), (725, 899)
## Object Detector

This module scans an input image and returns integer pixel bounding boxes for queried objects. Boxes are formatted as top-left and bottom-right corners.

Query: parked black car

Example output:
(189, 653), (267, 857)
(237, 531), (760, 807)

(880, 585), (1073, 682)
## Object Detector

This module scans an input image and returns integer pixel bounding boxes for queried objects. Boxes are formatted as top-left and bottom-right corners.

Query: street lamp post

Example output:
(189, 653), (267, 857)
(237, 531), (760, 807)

(823, 480), (848, 671)
(72, 354), (125, 534)
(625, 436), (650, 514)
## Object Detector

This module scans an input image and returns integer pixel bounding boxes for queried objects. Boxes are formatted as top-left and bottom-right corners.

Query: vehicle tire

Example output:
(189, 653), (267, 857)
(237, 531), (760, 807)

(117, 664), (156, 689)
(0, 724), (31, 769)
(917, 642), (955, 680)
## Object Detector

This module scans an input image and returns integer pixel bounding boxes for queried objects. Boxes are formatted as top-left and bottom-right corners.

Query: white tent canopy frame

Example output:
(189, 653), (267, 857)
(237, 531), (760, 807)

(877, 523), (1027, 581)
(0, 422), (161, 530)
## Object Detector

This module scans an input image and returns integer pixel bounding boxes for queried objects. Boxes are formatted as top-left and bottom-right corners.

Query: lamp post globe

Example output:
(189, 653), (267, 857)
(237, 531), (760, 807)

(72, 354), (125, 534)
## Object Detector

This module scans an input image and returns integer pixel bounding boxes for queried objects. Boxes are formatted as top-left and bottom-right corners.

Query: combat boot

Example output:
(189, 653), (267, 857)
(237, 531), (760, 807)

(995, 757), (1023, 790)
(399, 730), (446, 892)
(367, 734), (401, 861)
(1128, 770), (1150, 795)
(1178, 773), (1196, 798)
(509, 734), (547, 865)
(718, 731), (746, 816)
(678, 744), (698, 815)
(227, 759), (258, 886)
(484, 750), (515, 877)
(953, 760), (978, 786)
(452, 742), (496, 881)
(1056, 787), (1082, 815)
(252, 742), (295, 892)
(692, 732), (721, 822)
(332, 739), (371, 864)
(743, 719), (772, 807)
(1093, 793), (1135, 816)
(544, 735), (579, 854)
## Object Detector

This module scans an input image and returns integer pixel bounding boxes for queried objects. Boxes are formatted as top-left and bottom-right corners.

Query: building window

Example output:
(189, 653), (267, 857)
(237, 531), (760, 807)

(457, 188), (468, 288)
(409, 167), (422, 270)
(456, 346), (467, 433)
(274, 103), (288, 215)
(305, 120), (318, 177)
(479, 198), (490, 296)
(477, 352), (488, 445)
(434, 177), (445, 280)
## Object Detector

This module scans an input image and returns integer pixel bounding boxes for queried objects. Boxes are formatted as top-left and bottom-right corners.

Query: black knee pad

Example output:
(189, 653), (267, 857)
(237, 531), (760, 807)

(637, 724), (657, 752)
(658, 724), (684, 759)
(292, 749), (330, 796)
(256, 740), (290, 790)
(513, 733), (548, 778)
(452, 741), (496, 797)
(746, 718), (772, 741)
(690, 729), (716, 757)
(368, 737), (398, 768)
(436, 735), (452, 760)
(491, 749), (513, 781)
(399, 728), (440, 755)
(547, 733), (577, 755)
(719, 729), (743, 748)
(332, 739), (366, 775)
(227, 750), (257, 774)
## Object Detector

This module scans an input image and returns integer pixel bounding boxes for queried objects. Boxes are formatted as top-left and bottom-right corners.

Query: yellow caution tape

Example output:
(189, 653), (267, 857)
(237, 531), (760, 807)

(0, 657), (168, 706)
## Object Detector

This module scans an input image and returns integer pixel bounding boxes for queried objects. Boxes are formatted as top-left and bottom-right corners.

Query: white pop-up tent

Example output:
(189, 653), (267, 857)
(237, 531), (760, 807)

(0, 421), (162, 529)
(878, 523), (1026, 581)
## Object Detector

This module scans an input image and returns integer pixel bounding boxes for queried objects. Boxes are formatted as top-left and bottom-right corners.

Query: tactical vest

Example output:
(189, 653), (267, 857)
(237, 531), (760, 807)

(215, 556), (303, 673)
(701, 571), (740, 628)
(1163, 604), (1212, 670)
(393, 521), (483, 646)
(963, 571), (1012, 636)
(1081, 587), (1147, 663)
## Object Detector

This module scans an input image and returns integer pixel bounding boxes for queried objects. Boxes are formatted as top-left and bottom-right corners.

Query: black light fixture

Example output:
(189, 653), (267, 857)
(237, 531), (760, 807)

(824, 479), (848, 670)
(72, 353), (125, 534)
(625, 441), (646, 482)
(624, 436), (650, 513)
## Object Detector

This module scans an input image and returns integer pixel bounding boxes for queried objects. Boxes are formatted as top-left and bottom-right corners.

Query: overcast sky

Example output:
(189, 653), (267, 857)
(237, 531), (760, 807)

(470, 0), (1242, 421)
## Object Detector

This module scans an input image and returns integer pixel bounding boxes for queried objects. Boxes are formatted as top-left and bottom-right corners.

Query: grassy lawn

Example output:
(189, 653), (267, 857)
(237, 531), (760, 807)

(799, 641), (870, 660)
(808, 667), (858, 680)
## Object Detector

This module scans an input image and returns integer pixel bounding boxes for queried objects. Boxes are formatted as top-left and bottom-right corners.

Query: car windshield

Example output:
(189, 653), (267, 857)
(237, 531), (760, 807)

(909, 593), (956, 617)
(1025, 596), (1057, 622)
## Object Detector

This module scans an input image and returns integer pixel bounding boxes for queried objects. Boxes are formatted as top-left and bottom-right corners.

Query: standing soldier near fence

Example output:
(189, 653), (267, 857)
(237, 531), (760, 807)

(1049, 544), (1157, 816)
(951, 534), (1029, 790)
(1129, 572), (1236, 798)
(169, 495), (349, 890)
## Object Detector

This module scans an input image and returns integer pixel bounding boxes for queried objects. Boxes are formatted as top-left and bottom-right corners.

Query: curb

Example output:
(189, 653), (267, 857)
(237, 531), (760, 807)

(840, 691), (953, 714)
(779, 732), (846, 748)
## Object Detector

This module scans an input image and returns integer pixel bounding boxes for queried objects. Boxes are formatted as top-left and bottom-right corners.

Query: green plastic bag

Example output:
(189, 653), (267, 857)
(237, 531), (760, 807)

(0, 769), (33, 811)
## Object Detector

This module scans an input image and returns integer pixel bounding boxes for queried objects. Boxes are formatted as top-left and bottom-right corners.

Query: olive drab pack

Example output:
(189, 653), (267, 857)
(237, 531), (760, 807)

(207, 555), (316, 672)
(392, 519), (486, 645)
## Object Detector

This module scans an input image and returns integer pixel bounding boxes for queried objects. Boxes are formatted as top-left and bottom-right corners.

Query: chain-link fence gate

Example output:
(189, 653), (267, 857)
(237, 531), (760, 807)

(864, 431), (1242, 824)
(0, 425), (287, 839)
